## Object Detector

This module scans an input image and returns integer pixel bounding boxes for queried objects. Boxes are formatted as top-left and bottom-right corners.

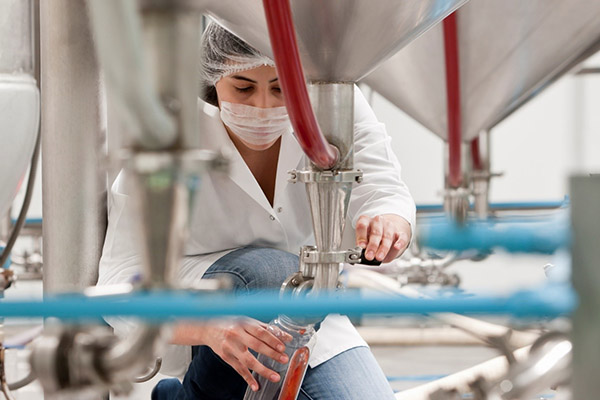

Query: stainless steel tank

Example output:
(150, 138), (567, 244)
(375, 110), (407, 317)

(362, 0), (600, 141)
(204, 0), (469, 82)
(0, 0), (39, 217)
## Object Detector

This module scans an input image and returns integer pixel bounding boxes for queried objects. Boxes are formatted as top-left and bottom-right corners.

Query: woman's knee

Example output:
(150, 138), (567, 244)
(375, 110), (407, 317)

(204, 246), (299, 291)
(300, 347), (395, 400)
(245, 247), (299, 289)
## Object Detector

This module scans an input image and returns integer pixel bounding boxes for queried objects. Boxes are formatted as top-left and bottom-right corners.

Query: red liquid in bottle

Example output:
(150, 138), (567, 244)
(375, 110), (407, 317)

(278, 346), (310, 400)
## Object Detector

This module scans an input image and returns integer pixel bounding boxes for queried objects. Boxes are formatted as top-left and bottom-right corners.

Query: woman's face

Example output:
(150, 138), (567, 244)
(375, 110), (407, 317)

(215, 65), (285, 151)
(215, 65), (284, 109)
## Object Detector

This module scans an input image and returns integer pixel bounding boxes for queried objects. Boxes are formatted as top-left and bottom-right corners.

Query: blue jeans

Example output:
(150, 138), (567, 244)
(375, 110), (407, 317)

(152, 246), (394, 400)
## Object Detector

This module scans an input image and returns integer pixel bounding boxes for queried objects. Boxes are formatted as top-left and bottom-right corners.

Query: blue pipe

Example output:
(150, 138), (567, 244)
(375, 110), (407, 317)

(416, 199), (567, 213)
(387, 374), (447, 382)
(10, 217), (42, 225)
(0, 284), (575, 321)
(418, 216), (570, 254)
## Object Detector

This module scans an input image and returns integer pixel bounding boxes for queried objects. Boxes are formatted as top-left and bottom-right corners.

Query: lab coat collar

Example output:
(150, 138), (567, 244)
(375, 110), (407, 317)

(199, 100), (304, 214)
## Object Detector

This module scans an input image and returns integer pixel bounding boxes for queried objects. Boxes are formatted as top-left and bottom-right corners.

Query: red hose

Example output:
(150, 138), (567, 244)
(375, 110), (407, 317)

(443, 13), (462, 188)
(263, 0), (339, 169)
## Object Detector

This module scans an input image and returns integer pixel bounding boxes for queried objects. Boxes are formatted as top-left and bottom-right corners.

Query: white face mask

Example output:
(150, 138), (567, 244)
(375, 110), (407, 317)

(219, 101), (292, 147)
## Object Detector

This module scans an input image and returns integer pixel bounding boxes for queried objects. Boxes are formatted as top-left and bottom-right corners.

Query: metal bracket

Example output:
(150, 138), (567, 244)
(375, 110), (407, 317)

(288, 169), (363, 184)
(471, 170), (503, 180)
(121, 149), (230, 176)
(300, 246), (362, 264)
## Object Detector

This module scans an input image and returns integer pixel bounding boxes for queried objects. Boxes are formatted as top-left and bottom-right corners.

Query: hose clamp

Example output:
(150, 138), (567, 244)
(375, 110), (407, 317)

(300, 245), (362, 264)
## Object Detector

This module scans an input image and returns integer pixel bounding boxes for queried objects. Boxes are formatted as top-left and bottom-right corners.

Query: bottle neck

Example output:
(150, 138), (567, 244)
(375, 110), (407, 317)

(277, 315), (314, 335)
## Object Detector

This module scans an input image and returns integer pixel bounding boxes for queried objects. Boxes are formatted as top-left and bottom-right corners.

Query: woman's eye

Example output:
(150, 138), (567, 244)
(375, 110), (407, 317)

(235, 86), (254, 93)
(272, 87), (282, 94)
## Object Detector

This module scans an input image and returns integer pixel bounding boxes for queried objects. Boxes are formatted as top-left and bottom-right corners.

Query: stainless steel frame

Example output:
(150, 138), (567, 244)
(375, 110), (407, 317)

(472, 131), (492, 219)
(570, 175), (600, 400)
(40, 0), (106, 293)
(292, 83), (361, 291)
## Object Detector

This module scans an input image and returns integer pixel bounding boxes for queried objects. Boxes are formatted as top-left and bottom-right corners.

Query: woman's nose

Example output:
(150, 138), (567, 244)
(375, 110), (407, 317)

(252, 89), (279, 108)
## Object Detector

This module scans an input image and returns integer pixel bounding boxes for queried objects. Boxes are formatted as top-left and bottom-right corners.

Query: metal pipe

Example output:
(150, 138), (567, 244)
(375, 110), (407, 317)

(86, 0), (177, 149)
(356, 326), (497, 346)
(470, 137), (483, 171)
(0, 285), (576, 320)
(472, 130), (492, 219)
(133, 358), (162, 383)
(0, 0), (35, 74)
(7, 370), (35, 391)
(262, 0), (338, 169)
(433, 313), (540, 349)
(395, 346), (531, 400)
(344, 269), (542, 349)
(40, 0), (107, 292)
(570, 175), (600, 400)
(307, 83), (355, 169)
(485, 335), (571, 400)
(100, 325), (166, 377)
(443, 141), (470, 222)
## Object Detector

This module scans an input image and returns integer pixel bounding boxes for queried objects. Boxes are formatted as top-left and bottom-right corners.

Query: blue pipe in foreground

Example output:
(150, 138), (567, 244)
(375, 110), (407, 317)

(418, 216), (570, 254)
(0, 284), (575, 321)
(416, 199), (567, 213)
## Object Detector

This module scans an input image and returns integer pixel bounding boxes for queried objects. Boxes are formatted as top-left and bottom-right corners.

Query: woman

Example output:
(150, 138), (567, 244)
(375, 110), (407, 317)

(98, 21), (415, 400)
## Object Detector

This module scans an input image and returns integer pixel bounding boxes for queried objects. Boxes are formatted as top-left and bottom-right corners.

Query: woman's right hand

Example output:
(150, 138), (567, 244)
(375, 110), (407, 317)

(173, 318), (291, 392)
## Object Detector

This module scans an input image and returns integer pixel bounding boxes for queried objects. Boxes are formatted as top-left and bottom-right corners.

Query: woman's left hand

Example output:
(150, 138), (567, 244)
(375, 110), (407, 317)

(355, 214), (411, 263)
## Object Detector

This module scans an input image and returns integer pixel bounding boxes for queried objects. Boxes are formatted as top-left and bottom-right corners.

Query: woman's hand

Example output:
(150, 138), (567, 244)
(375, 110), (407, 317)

(355, 214), (411, 263)
(172, 318), (291, 392)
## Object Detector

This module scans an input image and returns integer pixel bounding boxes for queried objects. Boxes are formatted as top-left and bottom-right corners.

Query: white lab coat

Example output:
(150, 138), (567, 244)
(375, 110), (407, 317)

(98, 86), (416, 376)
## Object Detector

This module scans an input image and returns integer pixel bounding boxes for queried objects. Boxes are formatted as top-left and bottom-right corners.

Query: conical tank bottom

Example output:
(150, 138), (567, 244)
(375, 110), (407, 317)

(363, 0), (600, 141)
(206, 0), (468, 82)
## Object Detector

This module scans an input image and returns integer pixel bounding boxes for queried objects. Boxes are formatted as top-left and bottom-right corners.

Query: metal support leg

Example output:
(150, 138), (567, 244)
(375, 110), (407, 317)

(570, 175), (600, 400)
(40, 0), (106, 292)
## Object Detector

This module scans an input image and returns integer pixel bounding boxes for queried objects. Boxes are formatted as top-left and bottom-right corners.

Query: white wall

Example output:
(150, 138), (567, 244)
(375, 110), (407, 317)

(363, 51), (600, 206)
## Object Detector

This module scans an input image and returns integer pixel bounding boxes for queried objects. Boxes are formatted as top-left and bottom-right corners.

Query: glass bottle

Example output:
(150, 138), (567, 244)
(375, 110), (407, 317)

(243, 315), (315, 400)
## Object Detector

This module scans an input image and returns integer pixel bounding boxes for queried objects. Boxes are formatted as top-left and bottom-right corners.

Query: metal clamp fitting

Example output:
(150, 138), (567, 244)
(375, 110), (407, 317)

(288, 169), (363, 184)
(300, 246), (362, 264)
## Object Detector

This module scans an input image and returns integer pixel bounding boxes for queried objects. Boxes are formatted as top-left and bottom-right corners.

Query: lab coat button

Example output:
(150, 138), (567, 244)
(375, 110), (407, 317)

(269, 215), (276, 221)
(277, 207), (283, 213)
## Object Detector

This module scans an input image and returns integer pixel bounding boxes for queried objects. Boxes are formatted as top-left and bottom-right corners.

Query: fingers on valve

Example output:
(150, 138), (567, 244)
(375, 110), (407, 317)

(365, 216), (383, 260)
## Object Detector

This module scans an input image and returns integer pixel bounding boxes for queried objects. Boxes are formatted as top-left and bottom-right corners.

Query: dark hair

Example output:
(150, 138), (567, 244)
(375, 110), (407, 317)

(202, 85), (219, 107)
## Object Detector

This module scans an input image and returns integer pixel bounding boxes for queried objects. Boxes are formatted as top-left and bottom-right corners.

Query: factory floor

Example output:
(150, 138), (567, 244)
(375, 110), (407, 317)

(3, 252), (568, 399)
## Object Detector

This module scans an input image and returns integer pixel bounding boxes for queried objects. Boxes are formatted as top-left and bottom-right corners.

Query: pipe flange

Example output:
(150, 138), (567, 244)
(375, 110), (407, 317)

(280, 272), (314, 297)
(288, 169), (363, 184)
(443, 187), (470, 223)
(300, 246), (362, 264)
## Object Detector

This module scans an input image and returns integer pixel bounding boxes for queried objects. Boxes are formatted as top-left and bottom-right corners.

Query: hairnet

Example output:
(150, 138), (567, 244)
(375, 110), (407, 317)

(201, 20), (275, 87)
